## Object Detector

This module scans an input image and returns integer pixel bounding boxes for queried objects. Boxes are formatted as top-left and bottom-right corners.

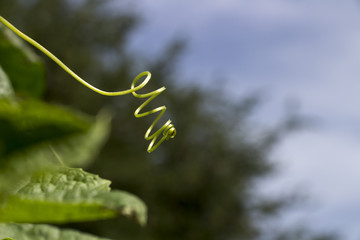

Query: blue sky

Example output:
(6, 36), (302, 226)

(123, 0), (360, 239)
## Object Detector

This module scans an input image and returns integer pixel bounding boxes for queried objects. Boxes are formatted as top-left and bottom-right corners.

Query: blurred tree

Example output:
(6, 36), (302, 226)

(0, 1), (338, 240)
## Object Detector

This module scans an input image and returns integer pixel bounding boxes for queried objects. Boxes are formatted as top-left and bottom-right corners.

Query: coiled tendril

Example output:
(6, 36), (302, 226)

(0, 16), (176, 153)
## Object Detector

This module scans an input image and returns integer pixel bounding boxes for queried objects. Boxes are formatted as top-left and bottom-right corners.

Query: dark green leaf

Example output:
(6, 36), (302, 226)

(0, 66), (14, 99)
(0, 99), (92, 157)
(0, 223), (111, 240)
(0, 24), (45, 98)
(0, 104), (110, 196)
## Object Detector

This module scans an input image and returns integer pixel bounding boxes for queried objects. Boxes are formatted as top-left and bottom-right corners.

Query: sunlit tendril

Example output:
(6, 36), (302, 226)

(0, 16), (176, 153)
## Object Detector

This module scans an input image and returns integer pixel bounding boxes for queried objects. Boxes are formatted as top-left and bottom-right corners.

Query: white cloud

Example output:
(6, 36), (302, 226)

(268, 129), (360, 239)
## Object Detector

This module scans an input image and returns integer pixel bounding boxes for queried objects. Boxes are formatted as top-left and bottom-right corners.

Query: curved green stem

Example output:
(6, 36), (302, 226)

(0, 16), (176, 153)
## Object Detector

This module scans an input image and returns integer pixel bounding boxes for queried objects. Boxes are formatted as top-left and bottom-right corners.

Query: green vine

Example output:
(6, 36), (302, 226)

(0, 16), (176, 153)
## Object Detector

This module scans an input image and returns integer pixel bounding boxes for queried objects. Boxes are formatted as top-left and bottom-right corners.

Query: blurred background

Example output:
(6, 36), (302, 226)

(1, 0), (360, 239)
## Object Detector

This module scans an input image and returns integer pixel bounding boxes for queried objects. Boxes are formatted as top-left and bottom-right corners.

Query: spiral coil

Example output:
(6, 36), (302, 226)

(0, 16), (176, 153)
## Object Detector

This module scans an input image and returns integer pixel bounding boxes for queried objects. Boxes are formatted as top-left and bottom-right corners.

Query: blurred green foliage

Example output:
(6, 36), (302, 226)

(0, 9), (147, 240)
(0, 0), (339, 239)
(0, 23), (45, 98)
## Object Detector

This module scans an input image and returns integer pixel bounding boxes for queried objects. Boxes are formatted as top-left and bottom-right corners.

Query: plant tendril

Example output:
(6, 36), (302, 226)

(0, 16), (176, 153)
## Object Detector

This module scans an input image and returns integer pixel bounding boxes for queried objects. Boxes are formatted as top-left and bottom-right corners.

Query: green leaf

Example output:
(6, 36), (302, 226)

(0, 168), (147, 226)
(0, 99), (92, 157)
(0, 24), (45, 98)
(0, 101), (110, 195)
(0, 223), (111, 240)
(48, 109), (111, 167)
(0, 66), (14, 99)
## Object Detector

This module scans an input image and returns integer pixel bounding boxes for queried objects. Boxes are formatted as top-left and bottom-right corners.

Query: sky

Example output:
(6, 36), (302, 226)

(121, 0), (360, 239)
